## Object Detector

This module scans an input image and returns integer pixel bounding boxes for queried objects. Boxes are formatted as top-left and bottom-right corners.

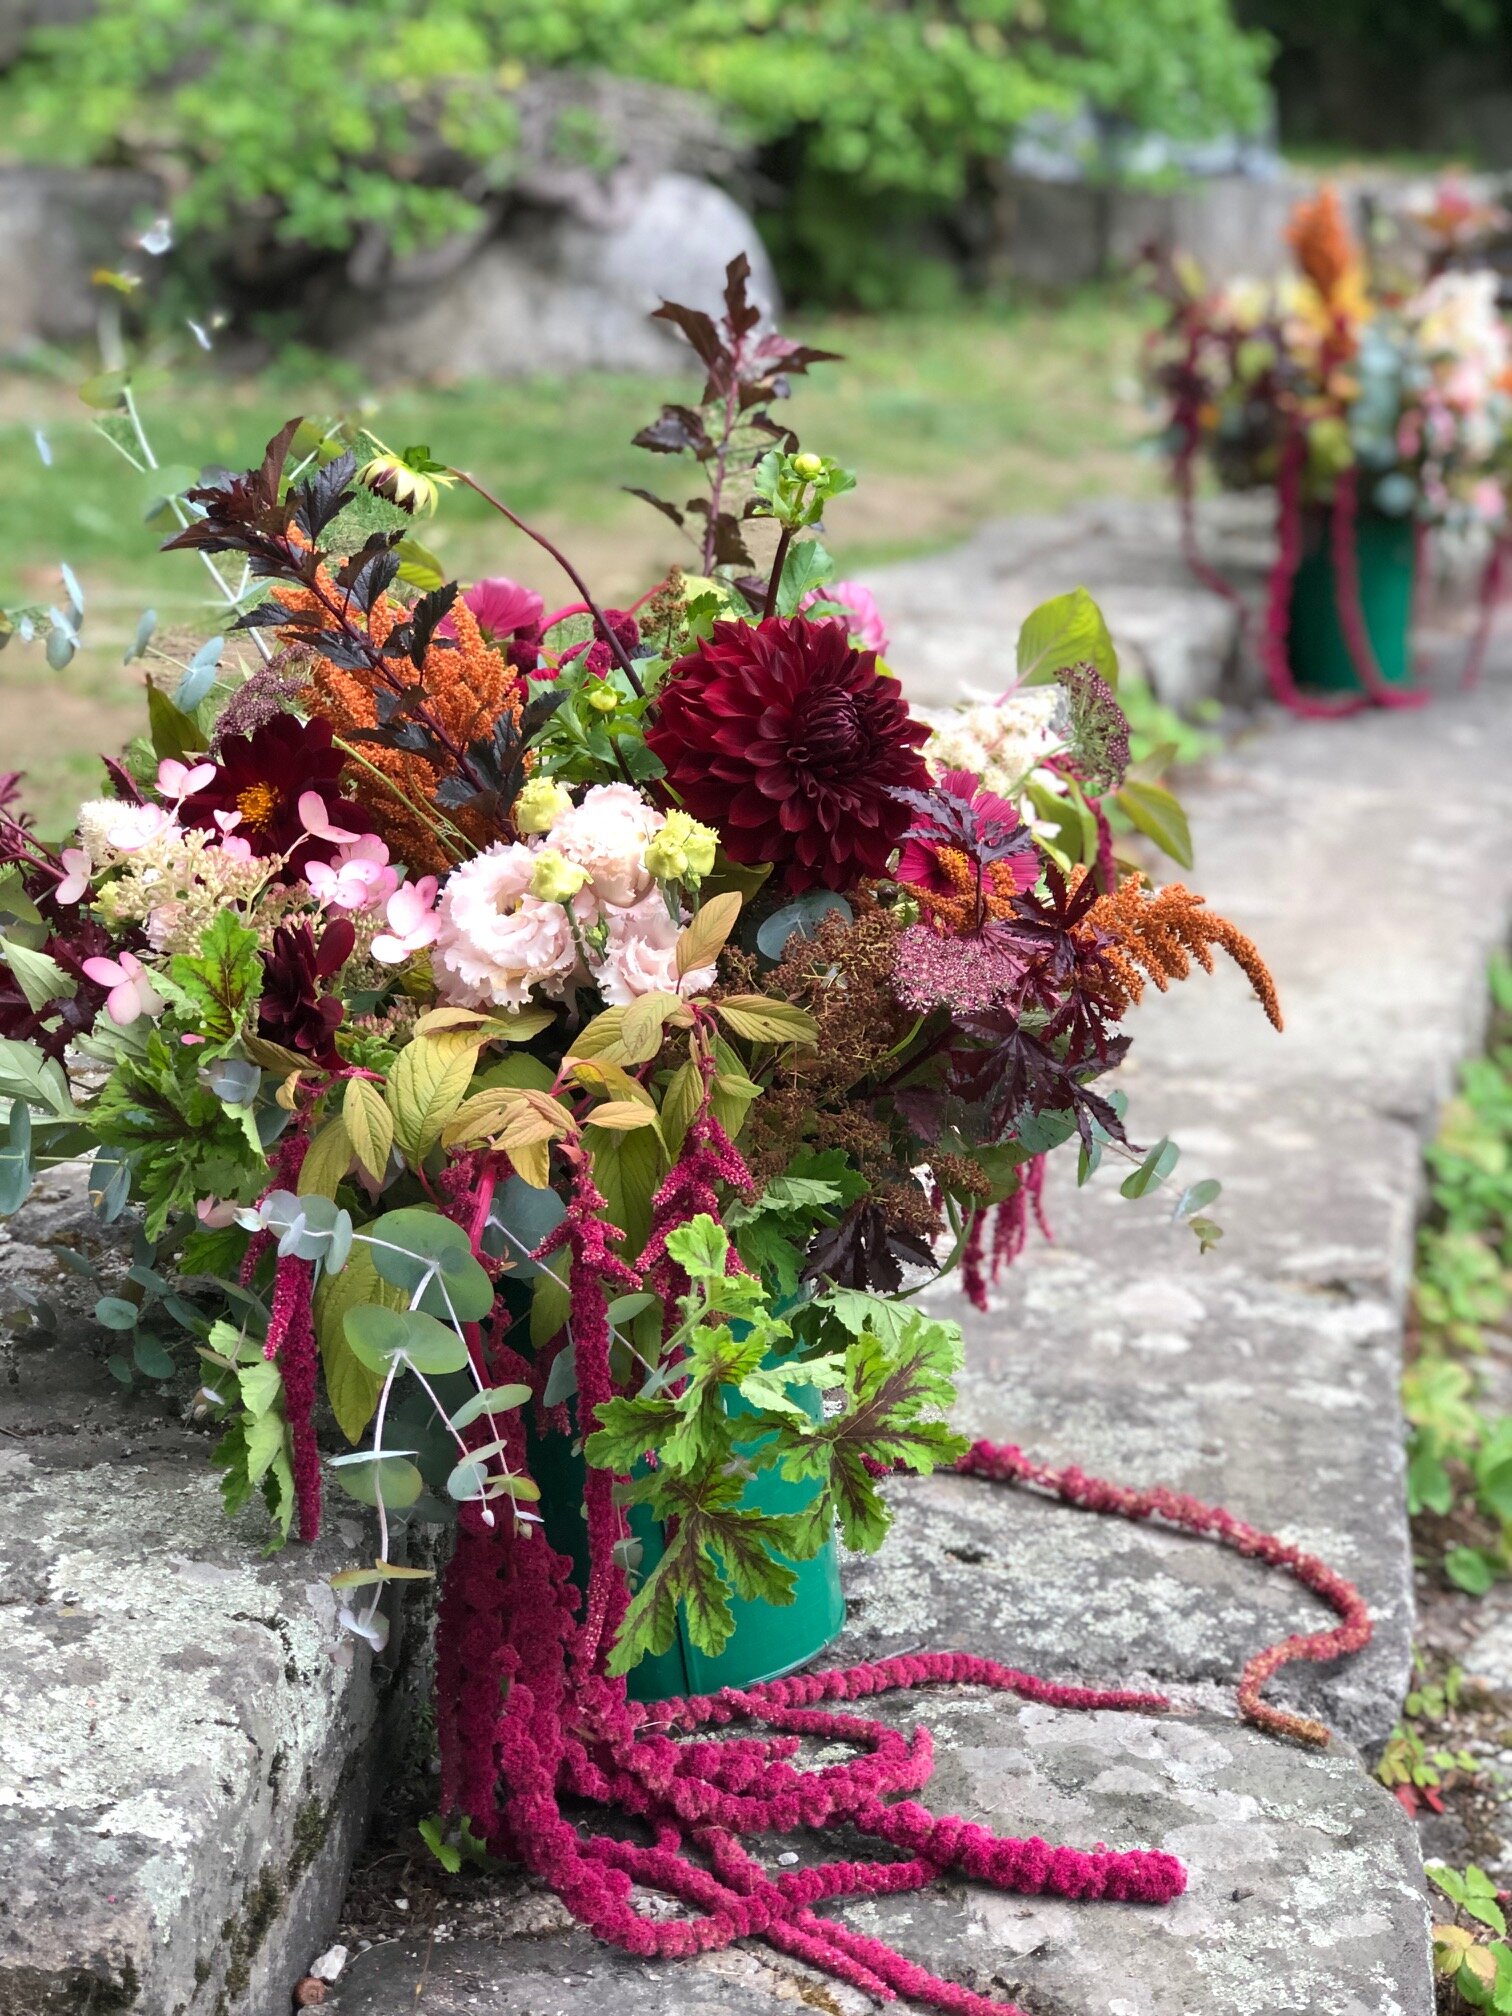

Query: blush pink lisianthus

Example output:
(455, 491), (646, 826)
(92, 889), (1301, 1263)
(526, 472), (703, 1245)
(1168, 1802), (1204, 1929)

(431, 843), (582, 1009)
(596, 891), (715, 1005)
(546, 782), (664, 907)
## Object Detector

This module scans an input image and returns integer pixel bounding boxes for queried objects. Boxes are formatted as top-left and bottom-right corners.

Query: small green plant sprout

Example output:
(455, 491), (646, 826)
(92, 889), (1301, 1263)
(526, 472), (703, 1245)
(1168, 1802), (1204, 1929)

(1428, 1864), (1512, 2011)
(1375, 1662), (1474, 1817)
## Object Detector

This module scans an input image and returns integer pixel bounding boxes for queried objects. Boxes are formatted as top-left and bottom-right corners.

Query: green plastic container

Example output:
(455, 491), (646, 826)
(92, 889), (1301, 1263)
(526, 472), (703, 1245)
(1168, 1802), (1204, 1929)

(529, 1343), (846, 1703)
(1287, 504), (1416, 693)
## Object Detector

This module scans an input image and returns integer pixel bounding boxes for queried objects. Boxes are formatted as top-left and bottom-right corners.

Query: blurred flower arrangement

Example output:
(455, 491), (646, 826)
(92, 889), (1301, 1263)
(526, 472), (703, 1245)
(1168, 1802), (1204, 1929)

(1147, 184), (1512, 713)
(0, 260), (1304, 2011)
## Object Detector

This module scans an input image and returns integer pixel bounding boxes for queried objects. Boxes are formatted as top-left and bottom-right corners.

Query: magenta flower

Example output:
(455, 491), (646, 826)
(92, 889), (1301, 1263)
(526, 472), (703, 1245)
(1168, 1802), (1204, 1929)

(441, 578), (545, 645)
(801, 578), (889, 655)
(895, 769), (1036, 903)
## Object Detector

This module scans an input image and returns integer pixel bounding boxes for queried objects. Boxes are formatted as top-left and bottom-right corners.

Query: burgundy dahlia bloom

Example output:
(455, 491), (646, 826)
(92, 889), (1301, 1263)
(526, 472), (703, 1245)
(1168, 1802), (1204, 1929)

(645, 616), (929, 893)
(258, 916), (356, 1070)
(180, 715), (372, 881)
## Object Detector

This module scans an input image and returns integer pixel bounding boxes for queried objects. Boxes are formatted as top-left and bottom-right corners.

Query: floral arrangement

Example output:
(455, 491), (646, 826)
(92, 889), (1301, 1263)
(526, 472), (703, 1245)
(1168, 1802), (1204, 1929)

(1146, 184), (1512, 712)
(1, 259), (1337, 2014)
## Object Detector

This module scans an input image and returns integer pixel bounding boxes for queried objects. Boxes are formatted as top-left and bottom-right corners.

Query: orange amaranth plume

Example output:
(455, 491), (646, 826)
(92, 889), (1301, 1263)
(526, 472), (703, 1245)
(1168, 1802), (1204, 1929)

(1286, 185), (1364, 311)
(1081, 873), (1283, 1030)
(280, 574), (523, 873)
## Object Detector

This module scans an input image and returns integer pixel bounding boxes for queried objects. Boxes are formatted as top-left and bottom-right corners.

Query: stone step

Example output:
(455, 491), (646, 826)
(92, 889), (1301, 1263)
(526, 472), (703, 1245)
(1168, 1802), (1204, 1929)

(0, 1173), (407, 2016)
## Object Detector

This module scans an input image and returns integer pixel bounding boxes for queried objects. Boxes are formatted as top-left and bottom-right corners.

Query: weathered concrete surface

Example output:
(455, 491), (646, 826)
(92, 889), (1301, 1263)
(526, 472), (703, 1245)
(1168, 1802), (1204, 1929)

(867, 497), (1258, 713)
(0, 1170), (399, 2016)
(326, 1698), (1431, 2016)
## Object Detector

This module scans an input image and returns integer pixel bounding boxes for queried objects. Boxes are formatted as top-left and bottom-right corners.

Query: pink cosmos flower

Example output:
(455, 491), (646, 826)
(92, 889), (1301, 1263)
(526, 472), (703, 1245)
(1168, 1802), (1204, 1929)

(305, 833), (400, 913)
(440, 578), (545, 644)
(81, 950), (166, 1026)
(371, 876), (441, 965)
(55, 848), (91, 906)
(895, 769), (1036, 902)
(801, 578), (889, 655)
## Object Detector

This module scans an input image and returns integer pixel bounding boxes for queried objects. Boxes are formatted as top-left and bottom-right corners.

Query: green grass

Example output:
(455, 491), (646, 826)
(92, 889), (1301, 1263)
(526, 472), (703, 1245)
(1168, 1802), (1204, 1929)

(1, 289), (1157, 832)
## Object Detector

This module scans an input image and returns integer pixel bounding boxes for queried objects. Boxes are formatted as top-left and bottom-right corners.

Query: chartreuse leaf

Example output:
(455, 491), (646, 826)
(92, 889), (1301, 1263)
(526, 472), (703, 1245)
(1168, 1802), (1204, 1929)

(0, 1035), (73, 1116)
(344, 1075), (394, 1181)
(1, 937), (76, 1013)
(1016, 587), (1118, 688)
(386, 1030), (484, 1161)
(298, 1116), (354, 1199)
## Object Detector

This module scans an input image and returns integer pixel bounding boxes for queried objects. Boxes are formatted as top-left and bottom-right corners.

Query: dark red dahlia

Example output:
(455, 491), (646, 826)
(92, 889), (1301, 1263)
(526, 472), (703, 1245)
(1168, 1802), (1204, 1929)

(180, 714), (373, 881)
(645, 617), (930, 893)
(258, 917), (355, 1071)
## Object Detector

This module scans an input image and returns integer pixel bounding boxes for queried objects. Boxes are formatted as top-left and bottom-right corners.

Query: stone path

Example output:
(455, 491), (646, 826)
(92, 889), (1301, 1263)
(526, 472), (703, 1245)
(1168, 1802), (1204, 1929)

(4, 504), (1511, 2016)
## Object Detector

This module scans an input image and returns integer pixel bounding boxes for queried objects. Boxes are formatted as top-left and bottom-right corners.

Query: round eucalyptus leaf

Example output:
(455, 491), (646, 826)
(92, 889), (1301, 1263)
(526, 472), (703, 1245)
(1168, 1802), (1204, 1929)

(330, 1452), (425, 1509)
(367, 1207), (493, 1322)
(756, 892), (852, 962)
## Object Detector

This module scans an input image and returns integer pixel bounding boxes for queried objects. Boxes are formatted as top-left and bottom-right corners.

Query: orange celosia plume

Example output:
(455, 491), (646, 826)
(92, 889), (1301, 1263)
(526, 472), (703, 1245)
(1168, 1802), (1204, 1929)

(280, 575), (523, 873)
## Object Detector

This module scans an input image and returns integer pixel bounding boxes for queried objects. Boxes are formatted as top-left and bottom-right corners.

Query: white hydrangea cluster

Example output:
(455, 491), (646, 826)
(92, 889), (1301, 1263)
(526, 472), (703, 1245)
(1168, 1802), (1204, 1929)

(92, 824), (268, 954)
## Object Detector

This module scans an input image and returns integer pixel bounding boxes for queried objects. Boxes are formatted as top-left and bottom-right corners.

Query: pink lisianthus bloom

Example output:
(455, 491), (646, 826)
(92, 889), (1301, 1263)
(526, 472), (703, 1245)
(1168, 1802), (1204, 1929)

(371, 876), (441, 965)
(597, 891), (715, 1006)
(306, 834), (400, 913)
(547, 783), (663, 907)
(81, 950), (166, 1026)
(55, 848), (91, 906)
(439, 578), (545, 645)
(895, 769), (1037, 903)
(801, 578), (889, 655)
(430, 844), (582, 1008)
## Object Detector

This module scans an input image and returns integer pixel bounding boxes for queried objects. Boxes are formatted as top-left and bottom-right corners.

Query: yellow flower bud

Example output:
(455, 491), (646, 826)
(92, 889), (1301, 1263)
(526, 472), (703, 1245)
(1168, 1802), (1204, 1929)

(792, 452), (824, 481)
(514, 775), (572, 835)
(586, 684), (619, 714)
(644, 809), (719, 884)
(529, 849), (590, 904)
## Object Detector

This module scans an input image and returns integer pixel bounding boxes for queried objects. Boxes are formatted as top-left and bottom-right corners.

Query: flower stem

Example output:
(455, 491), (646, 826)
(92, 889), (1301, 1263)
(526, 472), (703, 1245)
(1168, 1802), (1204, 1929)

(450, 471), (646, 697)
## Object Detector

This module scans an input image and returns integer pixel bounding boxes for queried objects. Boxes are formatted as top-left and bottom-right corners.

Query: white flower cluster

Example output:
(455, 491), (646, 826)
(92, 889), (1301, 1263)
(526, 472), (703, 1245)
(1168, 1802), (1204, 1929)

(920, 685), (1070, 812)
(87, 816), (267, 954)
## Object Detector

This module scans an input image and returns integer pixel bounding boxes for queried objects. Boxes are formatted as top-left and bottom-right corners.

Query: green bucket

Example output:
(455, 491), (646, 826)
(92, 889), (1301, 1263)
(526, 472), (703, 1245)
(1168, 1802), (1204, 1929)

(528, 1337), (846, 1703)
(1287, 504), (1416, 693)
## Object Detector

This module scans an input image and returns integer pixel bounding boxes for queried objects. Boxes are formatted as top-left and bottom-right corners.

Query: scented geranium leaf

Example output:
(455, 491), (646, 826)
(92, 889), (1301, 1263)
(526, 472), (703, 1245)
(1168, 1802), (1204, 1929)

(585, 1395), (680, 1474)
(664, 1213), (732, 1284)
(660, 1322), (770, 1473)
(162, 910), (263, 1051)
(780, 1310), (966, 1553)
(607, 1458), (798, 1672)
(737, 1352), (845, 1422)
